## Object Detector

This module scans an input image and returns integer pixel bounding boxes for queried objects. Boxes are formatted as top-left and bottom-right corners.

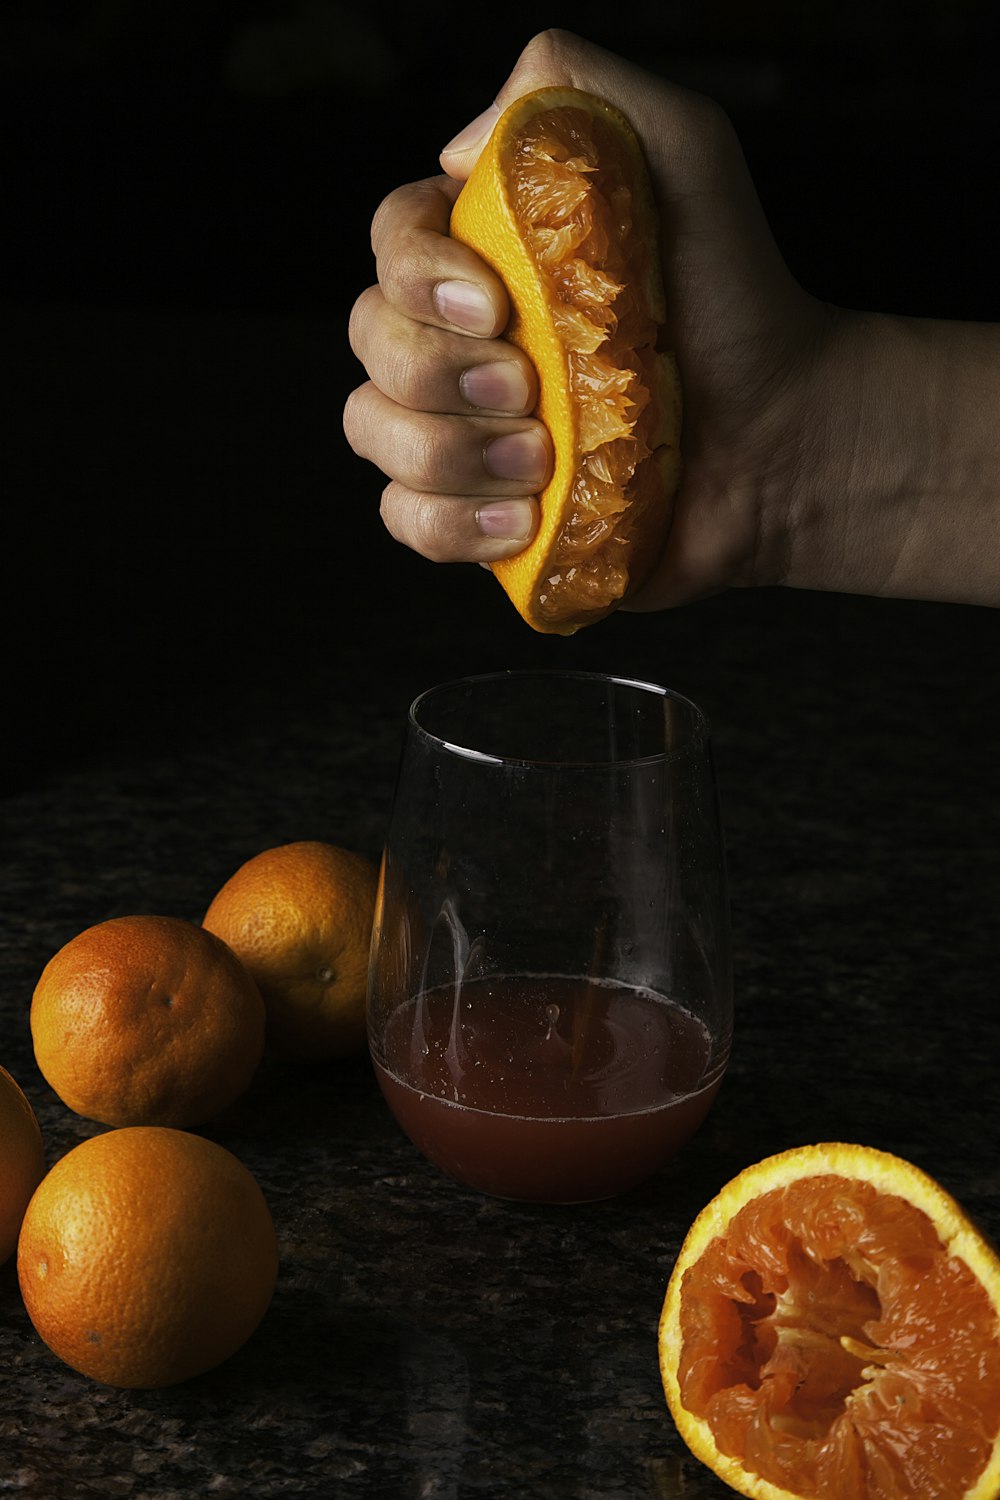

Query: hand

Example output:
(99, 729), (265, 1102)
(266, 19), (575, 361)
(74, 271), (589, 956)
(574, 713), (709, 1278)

(344, 29), (1000, 610)
(343, 29), (821, 608)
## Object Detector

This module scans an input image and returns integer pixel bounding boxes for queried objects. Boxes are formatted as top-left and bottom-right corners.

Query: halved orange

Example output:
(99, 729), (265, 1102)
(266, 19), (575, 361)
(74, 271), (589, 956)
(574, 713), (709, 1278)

(450, 86), (681, 636)
(659, 1143), (1000, 1500)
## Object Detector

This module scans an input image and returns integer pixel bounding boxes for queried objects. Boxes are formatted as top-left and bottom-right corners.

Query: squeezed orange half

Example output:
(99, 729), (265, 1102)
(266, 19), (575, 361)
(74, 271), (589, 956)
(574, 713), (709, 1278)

(659, 1144), (1000, 1500)
(450, 87), (681, 635)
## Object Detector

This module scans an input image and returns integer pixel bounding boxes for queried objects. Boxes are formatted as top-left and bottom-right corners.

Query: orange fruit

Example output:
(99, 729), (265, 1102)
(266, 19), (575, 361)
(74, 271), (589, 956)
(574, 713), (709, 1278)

(202, 840), (379, 1060)
(0, 1065), (46, 1264)
(31, 915), (266, 1128)
(658, 1143), (1000, 1500)
(17, 1126), (277, 1388)
(450, 85), (682, 636)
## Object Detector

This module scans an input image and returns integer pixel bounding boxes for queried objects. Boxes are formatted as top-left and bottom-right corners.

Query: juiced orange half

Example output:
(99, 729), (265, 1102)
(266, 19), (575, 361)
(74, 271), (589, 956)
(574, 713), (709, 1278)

(659, 1143), (1000, 1500)
(450, 86), (681, 635)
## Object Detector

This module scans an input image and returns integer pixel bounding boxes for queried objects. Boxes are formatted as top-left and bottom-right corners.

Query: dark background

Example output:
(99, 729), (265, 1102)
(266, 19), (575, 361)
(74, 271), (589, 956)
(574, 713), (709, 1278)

(5, 0), (1000, 786)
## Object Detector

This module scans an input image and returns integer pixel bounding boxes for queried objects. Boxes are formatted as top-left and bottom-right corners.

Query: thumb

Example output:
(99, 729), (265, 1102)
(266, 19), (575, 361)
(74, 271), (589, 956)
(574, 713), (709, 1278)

(438, 29), (668, 182)
(439, 29), (770, 241)
(438, 28), (585, 181)
(438, 103), (501, 181)
(457, 28), (801, 326)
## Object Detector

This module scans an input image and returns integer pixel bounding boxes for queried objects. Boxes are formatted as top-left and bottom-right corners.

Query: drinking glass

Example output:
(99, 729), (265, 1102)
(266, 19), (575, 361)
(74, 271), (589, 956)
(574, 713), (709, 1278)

(367, 670), (732, 1204)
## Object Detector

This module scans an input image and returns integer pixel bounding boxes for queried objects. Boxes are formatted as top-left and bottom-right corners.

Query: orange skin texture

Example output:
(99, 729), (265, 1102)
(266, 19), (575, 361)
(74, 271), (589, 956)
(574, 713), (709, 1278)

(450, 86), (681, 635)
(659, 1143), (1000, 1500)
(31, 916), (266, 1128)
(202, 841), (379, 1061)
(17, 1127), (278, 1388)
(0, 1066), (46, 1264)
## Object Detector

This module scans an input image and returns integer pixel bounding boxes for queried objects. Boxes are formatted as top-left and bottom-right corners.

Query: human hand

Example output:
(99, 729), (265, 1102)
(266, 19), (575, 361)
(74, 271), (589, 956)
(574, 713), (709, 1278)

(345, 29), (827, 610)
(344, 29), (1000, 612)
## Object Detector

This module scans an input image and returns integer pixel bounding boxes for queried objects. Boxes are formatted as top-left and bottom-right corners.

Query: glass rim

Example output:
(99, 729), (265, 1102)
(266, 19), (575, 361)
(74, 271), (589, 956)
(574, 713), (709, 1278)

(408, 669), (710, 769)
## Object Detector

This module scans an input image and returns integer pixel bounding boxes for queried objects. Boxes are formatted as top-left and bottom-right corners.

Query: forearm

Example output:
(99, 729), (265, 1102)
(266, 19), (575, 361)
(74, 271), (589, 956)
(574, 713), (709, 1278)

(786, 308), (1000, 606)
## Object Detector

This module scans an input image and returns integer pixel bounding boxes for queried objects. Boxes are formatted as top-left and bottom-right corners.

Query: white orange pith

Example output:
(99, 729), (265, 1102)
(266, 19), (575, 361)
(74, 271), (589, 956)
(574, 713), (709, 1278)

(659, 1144), (1000, 1500)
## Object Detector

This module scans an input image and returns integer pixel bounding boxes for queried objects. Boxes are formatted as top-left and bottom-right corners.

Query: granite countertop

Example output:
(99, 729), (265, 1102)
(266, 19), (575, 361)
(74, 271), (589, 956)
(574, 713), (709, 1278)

(3, 468), (999, 1499)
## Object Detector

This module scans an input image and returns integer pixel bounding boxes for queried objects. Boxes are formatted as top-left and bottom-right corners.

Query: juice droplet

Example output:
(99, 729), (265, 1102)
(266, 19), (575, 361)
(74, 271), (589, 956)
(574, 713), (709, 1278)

(545, 1003), (560, 1040)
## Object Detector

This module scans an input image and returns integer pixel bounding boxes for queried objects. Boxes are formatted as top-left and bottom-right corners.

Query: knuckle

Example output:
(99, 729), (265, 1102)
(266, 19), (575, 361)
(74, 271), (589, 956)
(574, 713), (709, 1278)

(673, 89), (739, 169)
(379, 481), (403, 535)
(405, 420), (451, 491)
(407, 493), (461, 562)
(348, 289), (434, 409)
(688, 91), (735, 145)
(380, 483), (463, 564)
(341, 385), (363, 446)
(347, 286), (378, 358)
(517, 28), (577, 78)
(383, 339), (428, 409)
(369, 185), (406, 253)
(378, 239), (425, 311)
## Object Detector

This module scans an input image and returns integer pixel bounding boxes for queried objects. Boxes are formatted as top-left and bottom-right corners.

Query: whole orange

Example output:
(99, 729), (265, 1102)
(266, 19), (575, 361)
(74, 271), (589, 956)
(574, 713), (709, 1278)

(0, 1065), (46, 1264)
(18, 1126), (278, 1388)
(31, 915), (266, 1128)
(202, 840), (379, 1060)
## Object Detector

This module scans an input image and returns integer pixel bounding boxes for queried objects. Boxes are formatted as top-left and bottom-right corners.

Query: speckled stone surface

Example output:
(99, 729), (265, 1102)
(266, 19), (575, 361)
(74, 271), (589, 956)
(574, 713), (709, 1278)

(3, 559), (999, 1498)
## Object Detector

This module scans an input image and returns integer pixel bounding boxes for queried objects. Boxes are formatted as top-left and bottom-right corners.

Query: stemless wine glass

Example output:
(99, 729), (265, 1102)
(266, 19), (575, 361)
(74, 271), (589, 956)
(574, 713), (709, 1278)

(368, 670), (732, 1204)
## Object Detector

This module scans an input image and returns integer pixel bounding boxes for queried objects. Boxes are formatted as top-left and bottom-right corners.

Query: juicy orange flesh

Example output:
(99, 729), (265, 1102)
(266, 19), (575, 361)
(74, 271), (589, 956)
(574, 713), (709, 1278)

(510, 107), (660, 625)
(677, 1175), (1000, 1500)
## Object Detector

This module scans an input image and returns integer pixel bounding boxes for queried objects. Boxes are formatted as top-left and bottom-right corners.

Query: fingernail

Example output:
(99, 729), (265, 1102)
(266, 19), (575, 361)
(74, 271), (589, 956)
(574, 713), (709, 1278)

(460, 361), (531, 413)
(477, 500), (535, 541)
(434, 280), (495, 336)
(484, 430), (548, 484)
(442, 105), (500, 157)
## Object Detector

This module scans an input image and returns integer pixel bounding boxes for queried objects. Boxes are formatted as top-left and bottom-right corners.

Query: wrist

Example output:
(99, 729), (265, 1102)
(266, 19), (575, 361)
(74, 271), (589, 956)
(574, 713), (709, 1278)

(782, 306), (1000, 606)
